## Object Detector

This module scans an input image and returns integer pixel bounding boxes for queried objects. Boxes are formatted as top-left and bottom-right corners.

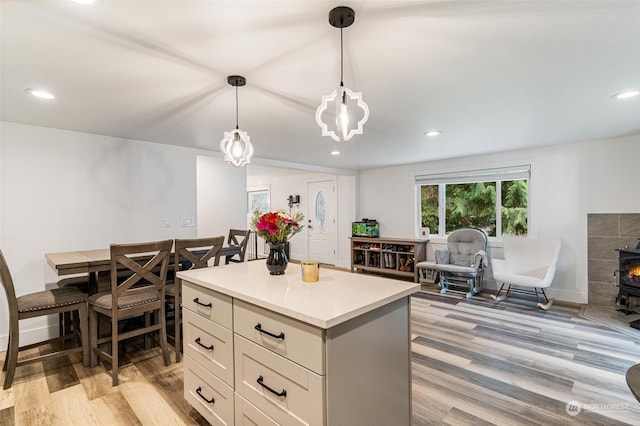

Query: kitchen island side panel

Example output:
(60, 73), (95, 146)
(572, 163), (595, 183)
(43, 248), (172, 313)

(325, 296), (412, 425)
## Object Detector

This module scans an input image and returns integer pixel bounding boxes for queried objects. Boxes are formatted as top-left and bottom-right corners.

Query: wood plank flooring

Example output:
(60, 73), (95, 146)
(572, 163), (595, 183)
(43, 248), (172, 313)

(412, 289), (640, 425)
(1, 289), (640, 425)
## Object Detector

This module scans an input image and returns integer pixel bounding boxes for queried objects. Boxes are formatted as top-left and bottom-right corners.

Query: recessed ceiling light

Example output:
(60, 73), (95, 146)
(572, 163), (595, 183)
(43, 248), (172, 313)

(70, 0), (95, 4)
(424, 130), (442, 137)
(330, 150), (340, 156)
(613, 90), (639, 100)
(25, 88), (55, 100)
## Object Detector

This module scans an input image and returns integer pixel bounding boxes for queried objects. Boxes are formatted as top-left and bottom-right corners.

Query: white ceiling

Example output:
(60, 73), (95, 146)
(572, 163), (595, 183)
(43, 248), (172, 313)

(2, 0), (640, 171)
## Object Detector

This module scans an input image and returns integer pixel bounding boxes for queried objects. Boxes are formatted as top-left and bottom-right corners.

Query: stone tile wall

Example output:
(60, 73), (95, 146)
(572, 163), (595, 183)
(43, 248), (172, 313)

(588, 213), (640, 306)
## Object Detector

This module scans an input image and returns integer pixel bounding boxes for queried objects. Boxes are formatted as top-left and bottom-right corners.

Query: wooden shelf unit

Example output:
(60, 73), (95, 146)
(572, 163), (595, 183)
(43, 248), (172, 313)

(351, 237), (428, 283)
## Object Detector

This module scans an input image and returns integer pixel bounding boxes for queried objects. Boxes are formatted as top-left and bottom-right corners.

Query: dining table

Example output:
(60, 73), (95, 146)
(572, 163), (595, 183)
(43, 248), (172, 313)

(46, 245), (244, 293)
(46, 248), (112, 294)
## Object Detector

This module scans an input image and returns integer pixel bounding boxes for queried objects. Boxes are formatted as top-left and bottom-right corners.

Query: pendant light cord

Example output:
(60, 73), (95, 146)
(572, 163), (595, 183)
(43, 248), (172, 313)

(340, 26), (344, 88)
(235, 85), (239, 130)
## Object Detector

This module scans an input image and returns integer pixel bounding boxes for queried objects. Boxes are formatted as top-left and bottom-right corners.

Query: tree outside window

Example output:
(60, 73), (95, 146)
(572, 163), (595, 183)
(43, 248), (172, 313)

(419, 178), (527, 237)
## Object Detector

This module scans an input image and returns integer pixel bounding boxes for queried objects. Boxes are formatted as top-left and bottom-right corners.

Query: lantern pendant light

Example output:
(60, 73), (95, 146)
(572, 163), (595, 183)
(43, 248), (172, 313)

(220, 75), (254, 167)
(315, 6), (370, 143)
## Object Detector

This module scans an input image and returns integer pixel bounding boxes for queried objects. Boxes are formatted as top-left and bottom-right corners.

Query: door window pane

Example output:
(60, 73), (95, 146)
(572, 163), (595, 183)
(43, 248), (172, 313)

(315, 191), (326, 231)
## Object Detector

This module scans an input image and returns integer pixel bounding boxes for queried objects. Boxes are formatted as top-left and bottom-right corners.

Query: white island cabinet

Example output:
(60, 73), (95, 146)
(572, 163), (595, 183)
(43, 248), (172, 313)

(178, 260), (419, 426)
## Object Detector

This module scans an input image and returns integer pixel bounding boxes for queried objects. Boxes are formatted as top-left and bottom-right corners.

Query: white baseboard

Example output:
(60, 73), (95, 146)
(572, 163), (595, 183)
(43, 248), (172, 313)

(0, 323), (59, 350)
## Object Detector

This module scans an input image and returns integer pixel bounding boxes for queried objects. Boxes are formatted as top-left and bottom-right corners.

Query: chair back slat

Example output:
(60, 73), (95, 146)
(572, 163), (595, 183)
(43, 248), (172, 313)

(227, 229), (251, 262)
(175, 236), (225, 272)
(110, 240), (173, 301)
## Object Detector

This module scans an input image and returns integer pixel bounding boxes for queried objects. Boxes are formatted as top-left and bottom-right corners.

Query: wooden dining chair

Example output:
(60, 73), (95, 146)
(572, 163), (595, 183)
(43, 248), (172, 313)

(88, 239), (172, 386)
(224, 229), (251, 264)
(166, 236), (225, 362)
(0, 249), (89, 390)
(57, 276), (90, 337)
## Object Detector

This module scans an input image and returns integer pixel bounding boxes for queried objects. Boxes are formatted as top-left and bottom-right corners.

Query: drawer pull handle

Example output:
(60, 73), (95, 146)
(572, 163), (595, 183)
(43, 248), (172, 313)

(257, 375), (287, 398)
(254, 323), (285, 340)
(195, 337), (214, 351)
(193, 297), (212, 308)
(196, 386), (215, 404)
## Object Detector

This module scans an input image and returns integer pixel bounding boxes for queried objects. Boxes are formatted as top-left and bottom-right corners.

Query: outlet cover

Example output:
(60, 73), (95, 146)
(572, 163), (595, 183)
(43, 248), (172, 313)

(181, 217), (194, 227)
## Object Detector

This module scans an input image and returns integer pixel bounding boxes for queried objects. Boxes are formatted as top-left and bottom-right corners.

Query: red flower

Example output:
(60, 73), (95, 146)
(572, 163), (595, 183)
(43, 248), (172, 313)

(251, 210), (305, 244)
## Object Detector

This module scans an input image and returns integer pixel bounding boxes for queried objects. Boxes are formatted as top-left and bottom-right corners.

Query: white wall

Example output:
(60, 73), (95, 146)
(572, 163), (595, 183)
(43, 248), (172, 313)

(4, 120), (636, 347)
(359, 135), (640, 304)
(196, 155), (247, 239)
(247, 166), (357, 268)
(0, 121), (246, 347)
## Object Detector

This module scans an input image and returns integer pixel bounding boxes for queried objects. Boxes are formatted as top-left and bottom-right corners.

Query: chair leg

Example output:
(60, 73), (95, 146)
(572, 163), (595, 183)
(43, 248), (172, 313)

(59, 312), (64, 338)
(491, 283), (506, 302)
(111, 315), (119, 386)
(537, 288), (554, 310)
(89, 307), (99, 368)
(540, 288), (549, 303)
(3, 328), (19, 390)
(79, 303), (90, 367)
(2, 332), (10, 372)
(175, 299), (181, 363)
(159, 307), (170, 366)
(144, 312), (151, 350)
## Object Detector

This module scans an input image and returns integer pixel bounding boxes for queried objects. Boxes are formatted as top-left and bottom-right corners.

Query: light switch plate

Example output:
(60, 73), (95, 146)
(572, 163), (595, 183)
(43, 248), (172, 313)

(181, 217), (194, 227)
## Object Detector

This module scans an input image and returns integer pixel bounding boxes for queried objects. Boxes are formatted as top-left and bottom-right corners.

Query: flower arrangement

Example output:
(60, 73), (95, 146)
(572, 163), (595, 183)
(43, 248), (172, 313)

(251, 210), (304, 245)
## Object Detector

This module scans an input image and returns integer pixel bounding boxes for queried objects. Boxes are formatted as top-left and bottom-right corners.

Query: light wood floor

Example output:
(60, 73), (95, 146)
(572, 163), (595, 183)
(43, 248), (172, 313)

(2, 289), (640, 425)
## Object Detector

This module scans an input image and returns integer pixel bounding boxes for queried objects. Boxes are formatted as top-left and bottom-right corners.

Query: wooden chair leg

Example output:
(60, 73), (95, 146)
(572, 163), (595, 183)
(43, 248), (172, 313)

(111, 314), (119, 386)
(159, 307), (170, 366)
(59, 312), (64, 337)
(144, 312), (151, 350)
(2, 332), (10, 372)
(79, 303), (90, 367)
(175, 303), (181, 363)
(89, 307), (98, 368)
(3, 328), (19, 390)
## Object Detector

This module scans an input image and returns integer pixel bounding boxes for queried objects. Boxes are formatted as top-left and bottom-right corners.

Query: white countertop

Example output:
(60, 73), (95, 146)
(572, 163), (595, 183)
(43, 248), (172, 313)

(177, 260), (419, 329)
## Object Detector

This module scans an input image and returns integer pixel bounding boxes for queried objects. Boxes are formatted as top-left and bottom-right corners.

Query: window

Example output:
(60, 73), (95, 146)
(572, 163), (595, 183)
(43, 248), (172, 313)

(247, 188), (269, 215)
(417, 166), (529, 238)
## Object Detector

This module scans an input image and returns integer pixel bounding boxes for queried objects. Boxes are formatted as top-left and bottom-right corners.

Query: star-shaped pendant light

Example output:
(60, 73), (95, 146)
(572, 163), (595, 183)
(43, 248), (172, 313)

(220, 75), (254, 167)
(315, 6), (370, 142)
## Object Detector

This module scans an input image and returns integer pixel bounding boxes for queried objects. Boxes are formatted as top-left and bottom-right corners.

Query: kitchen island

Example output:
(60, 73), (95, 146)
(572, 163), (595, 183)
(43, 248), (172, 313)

(177, 260), (419, 425)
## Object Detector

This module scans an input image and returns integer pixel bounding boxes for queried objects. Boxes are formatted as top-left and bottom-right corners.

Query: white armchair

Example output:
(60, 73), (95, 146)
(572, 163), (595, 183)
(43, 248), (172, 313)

(491, 235), (561, 309)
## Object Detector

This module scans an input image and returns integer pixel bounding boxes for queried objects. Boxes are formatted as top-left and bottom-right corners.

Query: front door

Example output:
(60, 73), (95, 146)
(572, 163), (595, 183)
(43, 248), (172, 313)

(307, 180), (337, 265)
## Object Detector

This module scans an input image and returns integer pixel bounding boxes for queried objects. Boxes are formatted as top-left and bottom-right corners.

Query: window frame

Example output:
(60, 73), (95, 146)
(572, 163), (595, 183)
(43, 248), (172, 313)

(415, 165), (530, 239)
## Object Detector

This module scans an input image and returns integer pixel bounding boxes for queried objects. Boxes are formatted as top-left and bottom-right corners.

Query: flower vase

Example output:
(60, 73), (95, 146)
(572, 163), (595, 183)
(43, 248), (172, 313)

(266, 243), (288, 275)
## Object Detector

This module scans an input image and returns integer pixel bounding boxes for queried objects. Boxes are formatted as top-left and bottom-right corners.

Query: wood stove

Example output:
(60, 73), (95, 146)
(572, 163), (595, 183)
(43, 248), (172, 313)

(616, 246), (640, 318)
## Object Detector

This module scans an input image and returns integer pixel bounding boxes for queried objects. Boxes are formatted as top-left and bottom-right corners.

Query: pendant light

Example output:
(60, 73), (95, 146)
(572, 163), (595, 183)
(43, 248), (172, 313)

(315, 6), (369, 142)
(220, 75), (254, 167)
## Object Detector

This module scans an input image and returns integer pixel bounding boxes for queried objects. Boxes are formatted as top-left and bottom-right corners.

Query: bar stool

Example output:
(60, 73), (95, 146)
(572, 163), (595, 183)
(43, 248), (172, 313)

(0, 249), (89, 389)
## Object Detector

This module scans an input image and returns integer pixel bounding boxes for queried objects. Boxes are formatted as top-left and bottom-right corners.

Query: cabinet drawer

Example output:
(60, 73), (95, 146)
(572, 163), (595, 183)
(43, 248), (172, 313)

(183, 309), (234, 386)
(184, 355), (234, 426)
(234, 394), (278, 426)
(182, 281), (232, 329)
(234, 335), (325, 426)
(234, 299), (325, 375)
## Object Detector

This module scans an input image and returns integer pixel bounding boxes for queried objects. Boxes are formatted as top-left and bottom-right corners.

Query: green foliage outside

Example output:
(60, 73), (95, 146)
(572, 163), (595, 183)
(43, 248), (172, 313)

(446, 182), (497, 236)
(420, 180), (528, 237)
(501, 180), (528, 235)
(420, 185), (439, 233)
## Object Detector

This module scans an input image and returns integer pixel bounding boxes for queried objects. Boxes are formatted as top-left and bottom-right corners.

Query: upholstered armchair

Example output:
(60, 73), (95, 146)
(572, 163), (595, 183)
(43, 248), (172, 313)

(417, 228), (488, 298)
(491, 235), (561, 310)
